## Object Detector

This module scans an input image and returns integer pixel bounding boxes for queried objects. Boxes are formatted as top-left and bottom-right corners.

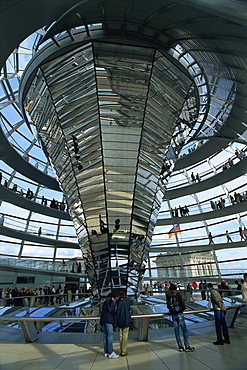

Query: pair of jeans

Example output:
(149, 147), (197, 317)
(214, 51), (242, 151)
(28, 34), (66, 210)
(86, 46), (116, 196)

(103, 323), (114, 354)
(171, 313), (189, 347)
(214, 309), (229, 343)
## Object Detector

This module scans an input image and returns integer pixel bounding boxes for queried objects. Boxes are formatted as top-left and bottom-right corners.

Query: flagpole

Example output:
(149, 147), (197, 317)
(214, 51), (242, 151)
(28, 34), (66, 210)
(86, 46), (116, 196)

(174, 224), (186, 287)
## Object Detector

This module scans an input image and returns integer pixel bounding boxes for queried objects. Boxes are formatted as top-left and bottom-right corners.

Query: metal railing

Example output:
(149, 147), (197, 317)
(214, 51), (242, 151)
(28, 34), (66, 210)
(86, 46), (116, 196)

(0, 304), (245, 343)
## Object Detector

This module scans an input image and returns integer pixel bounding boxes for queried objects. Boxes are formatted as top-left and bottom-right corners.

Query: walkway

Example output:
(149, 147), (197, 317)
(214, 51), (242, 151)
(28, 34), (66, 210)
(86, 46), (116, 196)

(1, 315), (246, 369)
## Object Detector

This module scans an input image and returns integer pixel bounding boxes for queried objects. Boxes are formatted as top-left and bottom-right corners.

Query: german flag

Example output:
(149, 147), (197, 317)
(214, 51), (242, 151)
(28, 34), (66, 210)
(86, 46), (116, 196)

(168, 224), (181, 238)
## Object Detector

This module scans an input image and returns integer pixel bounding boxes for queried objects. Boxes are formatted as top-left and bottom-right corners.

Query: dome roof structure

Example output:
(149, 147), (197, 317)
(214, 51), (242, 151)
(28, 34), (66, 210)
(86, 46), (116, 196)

(0, 0), (247, 298)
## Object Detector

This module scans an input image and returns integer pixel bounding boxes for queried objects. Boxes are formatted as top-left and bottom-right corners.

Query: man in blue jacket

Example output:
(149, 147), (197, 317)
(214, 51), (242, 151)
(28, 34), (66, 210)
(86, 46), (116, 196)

(100, 293), (119, 358)
(116, 291), (132, 356)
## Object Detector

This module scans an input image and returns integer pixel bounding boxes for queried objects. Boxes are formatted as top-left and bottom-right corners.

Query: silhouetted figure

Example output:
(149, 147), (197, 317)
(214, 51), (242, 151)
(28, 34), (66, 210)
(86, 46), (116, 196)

(179, 206), (183, 217)
(50, 198), (56, 208)
(235, 280), (241, 291)
(71, 262), (75, 273)
(26, 188), (31, 198)
(26, 188), (34, 200)
(210, 200), (216, 210)
(115, 219), (120, 231)
(208, 232), (214, 244)
(226, 230), (232, 243)
(239, 227), (246, 241)
(183, 205), (189, 216)
(78, 262), (82, 273)
(99, 214), (108, 233)
(72, 136), (79, 154)
(60, 202), (65, 211)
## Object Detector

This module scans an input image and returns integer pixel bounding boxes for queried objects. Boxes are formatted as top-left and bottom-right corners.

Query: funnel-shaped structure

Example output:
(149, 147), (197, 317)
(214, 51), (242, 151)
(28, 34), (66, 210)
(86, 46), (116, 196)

(20, 34), (195, 297)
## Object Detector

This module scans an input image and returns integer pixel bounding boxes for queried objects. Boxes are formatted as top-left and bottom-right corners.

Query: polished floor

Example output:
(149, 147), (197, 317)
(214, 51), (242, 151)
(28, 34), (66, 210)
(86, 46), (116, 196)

(1, 314), (247, 370)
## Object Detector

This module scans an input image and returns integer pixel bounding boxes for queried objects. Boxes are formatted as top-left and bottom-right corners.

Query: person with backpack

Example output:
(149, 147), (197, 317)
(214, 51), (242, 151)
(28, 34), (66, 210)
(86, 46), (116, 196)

(166, 283), (195, 352)
(100, 293), (119, 359)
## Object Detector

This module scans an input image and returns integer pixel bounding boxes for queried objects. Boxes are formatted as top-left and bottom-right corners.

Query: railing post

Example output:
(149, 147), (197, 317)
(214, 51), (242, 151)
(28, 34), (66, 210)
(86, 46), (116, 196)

(138, 317), (150, 341)
(18, 321), (38, 342)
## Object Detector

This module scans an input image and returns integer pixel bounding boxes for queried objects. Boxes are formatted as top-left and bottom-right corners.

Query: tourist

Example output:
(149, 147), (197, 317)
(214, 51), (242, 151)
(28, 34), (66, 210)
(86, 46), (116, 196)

(115, 291), (132, 356)
(100, 293), (119, 359)
(208, 283), (230, 345)
(166, 283), (195, 352)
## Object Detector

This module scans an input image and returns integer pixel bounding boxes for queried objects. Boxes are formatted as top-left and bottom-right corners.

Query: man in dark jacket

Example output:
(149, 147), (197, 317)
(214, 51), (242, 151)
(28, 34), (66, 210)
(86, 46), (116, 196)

(166, 283), (195, 352)
(116, 291), (132, 356)
(100, 293), (119, 359)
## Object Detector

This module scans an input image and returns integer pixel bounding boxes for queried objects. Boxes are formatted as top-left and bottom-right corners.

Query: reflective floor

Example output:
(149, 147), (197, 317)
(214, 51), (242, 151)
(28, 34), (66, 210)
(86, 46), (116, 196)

(0, 315), (247, 370)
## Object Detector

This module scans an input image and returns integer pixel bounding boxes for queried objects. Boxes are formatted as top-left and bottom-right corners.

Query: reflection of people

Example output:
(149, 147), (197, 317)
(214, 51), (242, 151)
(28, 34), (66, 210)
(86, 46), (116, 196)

(235, 280), (241, 291)
(199, 280), (206, 300)
(100, 293), (119, 359)
(77, 261), (82, 273)
(38, 227), (42, 236)
(99, 214), (108, 233)
(0, 214), (4, 226)
(186, 283), (193, 301)
(241, 273), (247, 307)
(115, 219), (120, 231)
(61, 259), (66, 272)
(219, 280), (230, 297)
(116, 291), (132, 356)
(166, 283), (195, 352)
(208, 283), (230, 345)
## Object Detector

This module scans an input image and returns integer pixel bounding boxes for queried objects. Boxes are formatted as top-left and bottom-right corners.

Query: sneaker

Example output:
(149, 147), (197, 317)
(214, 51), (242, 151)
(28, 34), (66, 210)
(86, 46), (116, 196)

(213, 341), (224, 345)
(104, 353), (109, 358)
(121, 352), (128, 356)
(108, 352), (119, 359)
(178, 346), (184, 352)
(185, 346), (195, 352)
